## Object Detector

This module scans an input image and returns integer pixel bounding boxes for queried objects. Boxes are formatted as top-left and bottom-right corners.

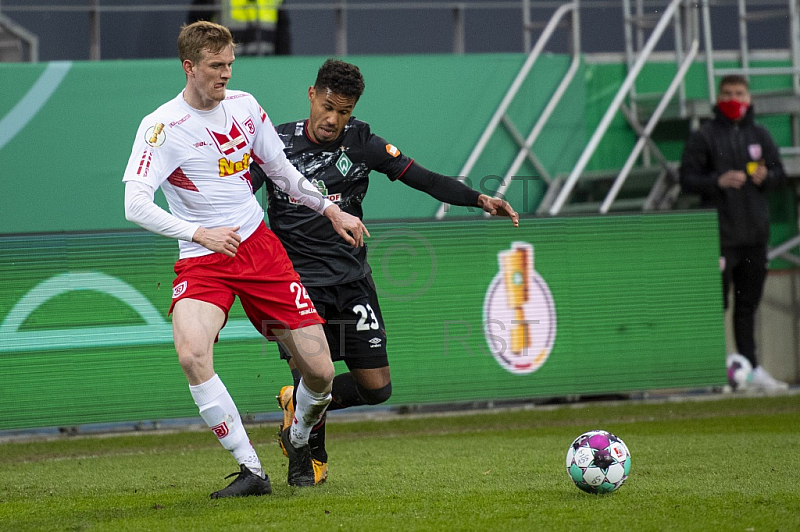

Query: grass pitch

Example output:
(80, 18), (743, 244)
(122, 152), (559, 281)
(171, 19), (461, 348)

(1, 393), (799, 531)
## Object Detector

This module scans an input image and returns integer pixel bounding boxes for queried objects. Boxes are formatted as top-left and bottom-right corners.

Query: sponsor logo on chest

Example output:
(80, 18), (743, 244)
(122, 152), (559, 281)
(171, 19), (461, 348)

(289, 177), (342, 205)
(218, 152), (251, 177)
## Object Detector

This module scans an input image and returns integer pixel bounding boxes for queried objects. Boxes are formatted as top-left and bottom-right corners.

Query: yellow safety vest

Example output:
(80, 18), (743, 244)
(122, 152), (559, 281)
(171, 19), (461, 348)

(226, 0), (282, 26)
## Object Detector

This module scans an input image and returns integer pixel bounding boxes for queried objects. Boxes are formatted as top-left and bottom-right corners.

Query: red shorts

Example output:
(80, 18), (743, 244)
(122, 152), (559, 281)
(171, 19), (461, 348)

(169, 222), (324, 339)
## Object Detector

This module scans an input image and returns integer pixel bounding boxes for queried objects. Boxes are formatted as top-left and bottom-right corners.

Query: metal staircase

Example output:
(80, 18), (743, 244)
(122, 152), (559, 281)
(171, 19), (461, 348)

(540, 0), (700, 215)
(0, 13), (38, 62)
(434, 1), (581, 220)
(446, 0), (800, 225)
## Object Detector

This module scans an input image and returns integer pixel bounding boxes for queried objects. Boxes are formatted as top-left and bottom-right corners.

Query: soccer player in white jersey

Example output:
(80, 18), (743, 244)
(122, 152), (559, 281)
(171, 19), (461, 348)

(122, 21), (368, 498)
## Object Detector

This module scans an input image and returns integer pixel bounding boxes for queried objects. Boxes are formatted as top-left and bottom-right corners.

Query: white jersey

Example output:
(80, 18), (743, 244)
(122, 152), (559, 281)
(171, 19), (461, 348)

(123, 90), (330, 258)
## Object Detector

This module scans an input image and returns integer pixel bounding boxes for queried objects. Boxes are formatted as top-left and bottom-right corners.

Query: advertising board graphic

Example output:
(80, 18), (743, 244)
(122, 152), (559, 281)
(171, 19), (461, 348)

(0, 271), (259, 353)
(483, 242), (556, 375)
(0, 214), (726, 431)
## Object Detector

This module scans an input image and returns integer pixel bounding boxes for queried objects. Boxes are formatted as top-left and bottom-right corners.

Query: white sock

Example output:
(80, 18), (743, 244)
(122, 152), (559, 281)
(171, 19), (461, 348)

(189, 374), (264, 478)
(291, 379), (331, 447)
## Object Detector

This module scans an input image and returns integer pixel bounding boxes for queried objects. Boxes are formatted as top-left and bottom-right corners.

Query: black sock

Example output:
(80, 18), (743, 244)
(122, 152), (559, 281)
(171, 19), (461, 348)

(290, 368), (301, 406)
(328, 372), (366, 411)
(308, 413), (327, 462)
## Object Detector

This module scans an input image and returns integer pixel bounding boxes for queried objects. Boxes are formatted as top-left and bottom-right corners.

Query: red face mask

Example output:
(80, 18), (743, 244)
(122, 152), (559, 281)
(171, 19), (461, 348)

(718, 99), (749, 121)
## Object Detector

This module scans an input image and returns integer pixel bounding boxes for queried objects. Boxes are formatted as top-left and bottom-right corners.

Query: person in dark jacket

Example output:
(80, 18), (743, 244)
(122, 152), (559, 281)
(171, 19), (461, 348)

(680, 74), (788, 391)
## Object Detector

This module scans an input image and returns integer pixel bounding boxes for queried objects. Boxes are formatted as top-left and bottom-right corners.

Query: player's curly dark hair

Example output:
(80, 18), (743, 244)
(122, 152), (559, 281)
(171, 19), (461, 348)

(314, 59), (365, 101)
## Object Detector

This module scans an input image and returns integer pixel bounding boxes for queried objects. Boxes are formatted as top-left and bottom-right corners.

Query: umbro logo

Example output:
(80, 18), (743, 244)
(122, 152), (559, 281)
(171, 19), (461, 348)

(369, 337), (382, 348)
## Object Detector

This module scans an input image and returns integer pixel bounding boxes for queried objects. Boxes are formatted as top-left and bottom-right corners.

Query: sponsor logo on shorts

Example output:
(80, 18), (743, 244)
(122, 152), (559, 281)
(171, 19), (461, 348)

(211, 422), (229, 439)
(299, 308), (318, 316)
(369, 337), (383, 348)
(172, 281), (187, 299)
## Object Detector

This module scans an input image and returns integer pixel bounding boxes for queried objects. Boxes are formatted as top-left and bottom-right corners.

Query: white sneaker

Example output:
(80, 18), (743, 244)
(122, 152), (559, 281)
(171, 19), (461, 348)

(749, 366), (789, 392)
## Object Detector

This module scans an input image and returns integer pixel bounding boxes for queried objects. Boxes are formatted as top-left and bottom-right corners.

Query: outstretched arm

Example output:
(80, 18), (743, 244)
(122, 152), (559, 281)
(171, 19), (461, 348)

(476, 194), (519, 227)
(259, 155), (369, 246)
(398, 162), (519, 226)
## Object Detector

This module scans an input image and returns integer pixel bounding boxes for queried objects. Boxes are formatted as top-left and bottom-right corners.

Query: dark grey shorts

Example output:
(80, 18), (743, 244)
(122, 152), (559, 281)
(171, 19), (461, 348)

(278, 274), (389, 369)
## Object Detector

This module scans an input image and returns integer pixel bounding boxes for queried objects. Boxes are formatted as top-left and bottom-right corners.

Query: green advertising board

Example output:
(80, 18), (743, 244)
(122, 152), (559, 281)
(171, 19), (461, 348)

(0, 212), (725, 431)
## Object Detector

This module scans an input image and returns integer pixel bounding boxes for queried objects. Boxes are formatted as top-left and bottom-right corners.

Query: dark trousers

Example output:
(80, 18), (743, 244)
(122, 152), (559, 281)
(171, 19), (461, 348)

(722, 244), (768, 367)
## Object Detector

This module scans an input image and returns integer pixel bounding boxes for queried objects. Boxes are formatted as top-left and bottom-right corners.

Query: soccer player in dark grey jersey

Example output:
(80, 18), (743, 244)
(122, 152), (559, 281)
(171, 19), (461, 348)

(251, 59), (519, 484)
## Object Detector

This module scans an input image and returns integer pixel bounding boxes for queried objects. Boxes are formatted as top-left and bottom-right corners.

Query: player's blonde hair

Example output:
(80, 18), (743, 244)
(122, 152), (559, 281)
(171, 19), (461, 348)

(177, 21), (234, 65)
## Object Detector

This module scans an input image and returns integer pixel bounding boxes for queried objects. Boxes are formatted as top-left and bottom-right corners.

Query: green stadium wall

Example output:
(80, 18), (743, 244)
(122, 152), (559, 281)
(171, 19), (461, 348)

(0, 213), (725, 430)
(1, 53), (584, 232)
(1, 54), (795, 243)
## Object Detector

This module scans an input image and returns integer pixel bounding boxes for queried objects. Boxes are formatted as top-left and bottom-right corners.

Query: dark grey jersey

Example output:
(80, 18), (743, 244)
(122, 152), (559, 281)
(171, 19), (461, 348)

(251, 117), (413, 286)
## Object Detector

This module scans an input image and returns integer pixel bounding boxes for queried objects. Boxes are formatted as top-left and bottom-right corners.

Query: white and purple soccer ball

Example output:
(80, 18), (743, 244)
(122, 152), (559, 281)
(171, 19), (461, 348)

(566, 430), (631, 494)
(726, 353), (753, 390)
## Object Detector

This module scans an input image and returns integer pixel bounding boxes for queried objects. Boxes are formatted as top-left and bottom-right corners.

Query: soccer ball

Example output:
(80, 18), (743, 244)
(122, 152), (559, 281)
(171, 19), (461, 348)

(566, 430), (631, 494)
(726, 353), (752, 390)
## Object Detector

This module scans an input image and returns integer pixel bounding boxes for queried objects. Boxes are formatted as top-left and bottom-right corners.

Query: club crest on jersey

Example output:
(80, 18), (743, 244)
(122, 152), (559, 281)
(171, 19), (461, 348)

(385, 144), (400, 157)
(748, 144), (762, 160)
(145, 123), (166, 147)
(244, 117), (256, 135)
(335, 151), (353, 176)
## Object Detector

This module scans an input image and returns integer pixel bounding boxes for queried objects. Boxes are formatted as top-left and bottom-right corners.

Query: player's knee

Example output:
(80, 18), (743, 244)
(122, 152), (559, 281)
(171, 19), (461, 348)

(304, 361), (335, 389)
(176, 345), (208, 371)
(321, 364), (336, 385)
(357, 381), (392, 405)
